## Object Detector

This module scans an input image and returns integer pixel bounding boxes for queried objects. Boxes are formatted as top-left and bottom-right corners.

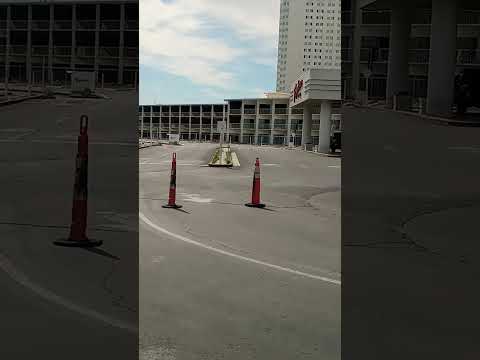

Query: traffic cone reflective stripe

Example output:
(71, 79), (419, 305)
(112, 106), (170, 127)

(163, 153), (182, 209)
(54, 115), (102, 247)
(245, 157), (266, 208)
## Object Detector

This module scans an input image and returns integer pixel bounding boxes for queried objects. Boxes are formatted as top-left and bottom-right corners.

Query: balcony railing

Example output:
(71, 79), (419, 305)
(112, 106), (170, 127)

(457, 49), (480, 65)
(162, 112), (170, 116)
(100, 20), (120, 30)
(411, 10), (432, 24)
(202, 112), (212, 117)
(32, 46), (49, 56)
(458, 10), (480, 25)
(124, 47), (138, 58)
(312, 124), (320, 130)
(360, 47), (389, 62)
(229, 123), (241, 129)
(77, 20), (97, 30)
(55, 20), (72, 30)
(191, 124), (200, 129)
(291, 109), (303, 115)
(214, 112), (224, 117)
(408, 49), (429, 64)
(342, 11), (353, 25)
(54, 47), (71, 56)
(243, 123), (255, 129)
(202, 124), (212, 129)
(258, 124), (272, 130)
(77, 47), (95, 57)
(259, 109), (272, 115)
(99, 47), (120, 57)
(244, 109), (256, 114)
(362, 10), (391, 25)
(274, 123), (287, 129)
(125, 20), (139, 30)
(10, 20), (28, 30)
(274, 108), (287, 114)
(31, 20), (50, 30)
(342, 48), (353, 62)
(230, 109), (241, 114)
(10, 46), (27, 56)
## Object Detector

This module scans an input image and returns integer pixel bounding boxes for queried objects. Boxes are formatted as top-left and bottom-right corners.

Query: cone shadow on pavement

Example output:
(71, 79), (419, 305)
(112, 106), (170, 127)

(82, 247), (120, 260)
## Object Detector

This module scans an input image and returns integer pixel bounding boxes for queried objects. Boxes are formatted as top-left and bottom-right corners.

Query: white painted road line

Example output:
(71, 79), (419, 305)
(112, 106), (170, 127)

(0, 253), (138, 333)
(328, 165), (341, 168)
(139, 212), (341, 286)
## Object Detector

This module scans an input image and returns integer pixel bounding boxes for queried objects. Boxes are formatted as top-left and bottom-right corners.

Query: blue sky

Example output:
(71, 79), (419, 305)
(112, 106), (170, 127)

(139, 0), (280, 105)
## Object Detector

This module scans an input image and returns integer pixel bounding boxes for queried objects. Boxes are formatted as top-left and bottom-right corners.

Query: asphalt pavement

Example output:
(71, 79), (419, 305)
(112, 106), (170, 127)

(0, 90), (138, 359)
(341, 106), (480, 359)
(140, 143), (341, 360)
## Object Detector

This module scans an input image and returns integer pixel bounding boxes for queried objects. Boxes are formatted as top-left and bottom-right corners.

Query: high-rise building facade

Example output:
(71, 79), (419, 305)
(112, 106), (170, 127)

(276, 0), (341, 93)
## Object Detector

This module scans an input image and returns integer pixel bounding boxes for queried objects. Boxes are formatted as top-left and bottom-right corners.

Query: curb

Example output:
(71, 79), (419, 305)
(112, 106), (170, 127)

(348, 103), (480, 128)
(0, 94), (45, 107)
(307, 151), (341, 158)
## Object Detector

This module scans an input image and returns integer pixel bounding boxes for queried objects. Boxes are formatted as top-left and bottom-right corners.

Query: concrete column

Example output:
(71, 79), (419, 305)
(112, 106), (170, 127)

(168, 106), (171, 134)
(148, 109), (152, 140)
(140, 106), (144, 139)
(286, 106), (292, 146)
(318, 100), (332, 153)
(5, 5), (10, 97)
(254, 100), (260, 145)
(426, 0), (457, 116)
(386, 1), (412, 106)
(240, 102), (245, 143)
(199, 106), (203, 139)
(159, 106), (162, 139)
(71, 4), (76, 72)
(224, 104), (229, 142)
(48, 4), (54, 83)
(210, 104), (214, 139)
(302, 103), (313, 146)
(94, 4), (100, 78)
(179, 107), (182, 136)
(188, 105), (192, 140)
(270, 100), (275, 145)
(118, 4), (125, 85)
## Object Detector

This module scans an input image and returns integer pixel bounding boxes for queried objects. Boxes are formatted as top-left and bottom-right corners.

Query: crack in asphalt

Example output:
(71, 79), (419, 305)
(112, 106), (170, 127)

(345, 201), (478, 266)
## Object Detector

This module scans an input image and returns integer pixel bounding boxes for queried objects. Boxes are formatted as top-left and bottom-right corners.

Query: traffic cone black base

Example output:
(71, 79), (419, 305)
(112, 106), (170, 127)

(245, 203), (266, 208)
(53, 239), (103, 248)
(162, 204), (183, 209)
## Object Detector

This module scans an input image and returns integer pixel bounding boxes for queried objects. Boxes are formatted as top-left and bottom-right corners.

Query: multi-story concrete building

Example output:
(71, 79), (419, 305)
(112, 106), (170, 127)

(139, 94), (341, 146)
(342, 0), (480, 115)
(138, 104), (228, 142)
(276, 0), (341, 93)
(0, 0), (139, 87)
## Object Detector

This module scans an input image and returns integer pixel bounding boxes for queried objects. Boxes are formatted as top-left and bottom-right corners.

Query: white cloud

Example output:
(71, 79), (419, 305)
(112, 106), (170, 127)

(140, 0), (280, 89)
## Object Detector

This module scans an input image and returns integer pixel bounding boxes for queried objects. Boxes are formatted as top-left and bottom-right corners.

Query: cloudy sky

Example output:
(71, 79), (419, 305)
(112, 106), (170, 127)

(139, 0), (281, 105)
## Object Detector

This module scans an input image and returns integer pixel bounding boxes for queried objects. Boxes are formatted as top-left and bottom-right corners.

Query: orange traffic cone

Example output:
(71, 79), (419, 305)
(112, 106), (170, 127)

(245, 157), (266, 208)
(54, 115), (102, 247)
(162, 152), (182, 209)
